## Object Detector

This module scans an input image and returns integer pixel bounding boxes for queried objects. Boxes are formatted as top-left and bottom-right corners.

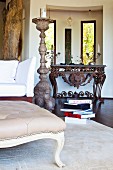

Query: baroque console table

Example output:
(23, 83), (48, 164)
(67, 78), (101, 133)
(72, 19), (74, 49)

(49, 64), (106, 101)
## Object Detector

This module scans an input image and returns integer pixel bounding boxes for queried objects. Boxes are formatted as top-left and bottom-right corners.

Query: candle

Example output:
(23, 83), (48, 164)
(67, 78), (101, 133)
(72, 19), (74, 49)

(40, 8), (46, 18)
(98, 44), (100, 53)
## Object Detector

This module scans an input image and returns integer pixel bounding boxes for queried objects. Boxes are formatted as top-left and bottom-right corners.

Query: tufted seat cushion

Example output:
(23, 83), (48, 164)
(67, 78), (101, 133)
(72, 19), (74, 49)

(0, 101), (66, 140)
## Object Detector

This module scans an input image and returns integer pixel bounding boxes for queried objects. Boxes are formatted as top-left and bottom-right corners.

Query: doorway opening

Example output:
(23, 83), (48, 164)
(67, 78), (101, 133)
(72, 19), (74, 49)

(45, 20), (56, 68)
(81, 20), (96, 65)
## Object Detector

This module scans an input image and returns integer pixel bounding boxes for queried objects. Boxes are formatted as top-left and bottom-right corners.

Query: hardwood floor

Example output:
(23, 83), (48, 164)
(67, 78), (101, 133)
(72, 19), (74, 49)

(93, 99), (113, 128)
(53, 98), (113, 128)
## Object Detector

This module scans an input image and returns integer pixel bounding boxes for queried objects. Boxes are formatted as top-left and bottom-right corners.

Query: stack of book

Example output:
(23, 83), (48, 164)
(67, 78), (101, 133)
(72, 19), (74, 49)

(61, 99), (95, 124)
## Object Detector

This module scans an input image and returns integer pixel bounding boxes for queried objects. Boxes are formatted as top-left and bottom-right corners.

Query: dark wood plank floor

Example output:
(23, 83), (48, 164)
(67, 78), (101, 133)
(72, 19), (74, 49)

(93, 99), (113, 128)
(53, 98), (113, 128)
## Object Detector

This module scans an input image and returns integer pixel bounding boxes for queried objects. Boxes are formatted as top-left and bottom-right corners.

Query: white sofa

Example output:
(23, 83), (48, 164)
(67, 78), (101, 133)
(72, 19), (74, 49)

(0, 57), (36, 102)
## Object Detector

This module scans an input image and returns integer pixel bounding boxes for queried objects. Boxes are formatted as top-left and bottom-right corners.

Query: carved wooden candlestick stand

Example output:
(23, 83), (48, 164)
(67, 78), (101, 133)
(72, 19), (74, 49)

(32, 17), (55, 112)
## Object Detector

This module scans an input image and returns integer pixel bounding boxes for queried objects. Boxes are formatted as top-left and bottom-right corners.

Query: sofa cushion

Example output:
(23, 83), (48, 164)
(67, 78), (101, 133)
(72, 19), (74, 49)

(0, 84), (26, 96)
(0, 60), (19, 83)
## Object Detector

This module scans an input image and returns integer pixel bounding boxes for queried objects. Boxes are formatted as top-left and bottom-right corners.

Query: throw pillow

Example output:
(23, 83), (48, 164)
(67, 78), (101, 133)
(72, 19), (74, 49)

(0, 60), (19, 83)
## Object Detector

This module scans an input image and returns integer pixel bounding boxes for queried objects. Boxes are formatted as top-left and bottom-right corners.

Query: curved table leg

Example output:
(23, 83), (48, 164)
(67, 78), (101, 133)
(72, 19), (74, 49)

(49, 72), (58, 98)
(93, 73), (106, 102)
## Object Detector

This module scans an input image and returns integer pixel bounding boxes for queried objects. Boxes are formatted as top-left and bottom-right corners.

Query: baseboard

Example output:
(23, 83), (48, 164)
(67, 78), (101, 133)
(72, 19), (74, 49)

(102, 97), (113, 100)
(0, 97), (33, 103)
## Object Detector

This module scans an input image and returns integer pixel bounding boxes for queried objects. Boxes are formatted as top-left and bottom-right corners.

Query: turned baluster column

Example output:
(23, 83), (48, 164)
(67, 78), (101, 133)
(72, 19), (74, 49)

(32, 18), (55, 112)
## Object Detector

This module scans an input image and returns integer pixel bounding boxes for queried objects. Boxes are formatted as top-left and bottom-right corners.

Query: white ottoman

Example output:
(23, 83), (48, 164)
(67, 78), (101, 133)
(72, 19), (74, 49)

(0, 101), (66, 167)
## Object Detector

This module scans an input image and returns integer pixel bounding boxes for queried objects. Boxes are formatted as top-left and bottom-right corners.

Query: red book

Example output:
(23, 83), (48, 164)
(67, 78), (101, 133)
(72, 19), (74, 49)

(64, 111), (95, 119)
(64, 112), (81, 119)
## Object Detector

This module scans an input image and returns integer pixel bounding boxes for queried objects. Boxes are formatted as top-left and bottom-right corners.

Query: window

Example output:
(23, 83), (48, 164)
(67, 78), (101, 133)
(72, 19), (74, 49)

(45, 20), (56, 68)
(81, 20), (96, 65)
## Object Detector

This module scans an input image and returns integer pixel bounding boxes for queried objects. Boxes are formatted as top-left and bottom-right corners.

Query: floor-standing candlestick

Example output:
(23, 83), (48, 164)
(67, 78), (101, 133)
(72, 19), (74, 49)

(32, 17), (55, 112)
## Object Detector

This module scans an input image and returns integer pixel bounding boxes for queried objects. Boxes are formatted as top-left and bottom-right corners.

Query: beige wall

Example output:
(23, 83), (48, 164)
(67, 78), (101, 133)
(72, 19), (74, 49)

(102, 3), (113, 97)
(50, 10), (103, 65)
(23, 0), (30, 60)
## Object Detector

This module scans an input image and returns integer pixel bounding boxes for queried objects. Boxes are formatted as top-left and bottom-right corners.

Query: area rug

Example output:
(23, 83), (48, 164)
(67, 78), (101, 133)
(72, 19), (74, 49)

(0, 120), (113, 170)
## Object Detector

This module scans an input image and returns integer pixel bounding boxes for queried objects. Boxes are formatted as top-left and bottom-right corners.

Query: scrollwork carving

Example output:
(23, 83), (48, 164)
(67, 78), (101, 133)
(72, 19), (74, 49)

(49, 65), (106, 101)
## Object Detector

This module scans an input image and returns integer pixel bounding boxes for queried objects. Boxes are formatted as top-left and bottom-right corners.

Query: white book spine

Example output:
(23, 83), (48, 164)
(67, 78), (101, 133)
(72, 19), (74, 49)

(66, 100), (92, 109)
(68, 99), (92, 104)
(61, 108), (80, 112)
(65, 117), (87, 124)
(77, 114), (95, 119)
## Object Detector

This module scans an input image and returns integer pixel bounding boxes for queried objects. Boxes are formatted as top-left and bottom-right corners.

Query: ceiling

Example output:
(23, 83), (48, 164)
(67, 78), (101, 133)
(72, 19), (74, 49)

(47, 5), (103, 12)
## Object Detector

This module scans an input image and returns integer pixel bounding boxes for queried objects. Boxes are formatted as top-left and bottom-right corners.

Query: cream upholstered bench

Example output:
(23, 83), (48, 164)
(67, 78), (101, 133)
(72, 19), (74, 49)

(0, 101), (66, 167)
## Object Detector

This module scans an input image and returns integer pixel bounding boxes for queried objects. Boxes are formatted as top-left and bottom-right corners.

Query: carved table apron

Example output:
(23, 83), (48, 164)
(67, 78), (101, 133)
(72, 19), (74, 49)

(49, 65), (106, 101)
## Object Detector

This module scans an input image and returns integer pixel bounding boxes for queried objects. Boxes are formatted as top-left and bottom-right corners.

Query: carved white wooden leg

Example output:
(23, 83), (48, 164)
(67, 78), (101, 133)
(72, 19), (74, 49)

(55, 132), (65, 168)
